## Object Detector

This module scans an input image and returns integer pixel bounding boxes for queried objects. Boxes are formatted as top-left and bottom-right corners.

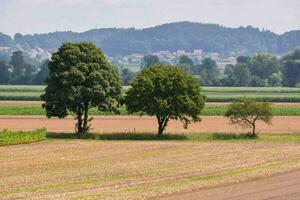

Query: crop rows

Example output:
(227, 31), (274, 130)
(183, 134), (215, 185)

(0, 105), (299, 116)
(0, 129), (46, 146)
(1, 85), (300, 102)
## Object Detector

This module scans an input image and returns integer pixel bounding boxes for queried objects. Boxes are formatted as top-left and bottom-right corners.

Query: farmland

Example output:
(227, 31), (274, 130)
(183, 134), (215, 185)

(1, 137), (300, 199)
(1, 85), (300, 199)
(1, 85), (300, 102)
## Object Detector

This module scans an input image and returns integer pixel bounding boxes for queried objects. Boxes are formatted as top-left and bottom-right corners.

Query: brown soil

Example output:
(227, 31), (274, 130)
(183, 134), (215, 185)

(1, 140), (300, 199)
(0, 116), (299, 133)
(159, 169), (300, 200)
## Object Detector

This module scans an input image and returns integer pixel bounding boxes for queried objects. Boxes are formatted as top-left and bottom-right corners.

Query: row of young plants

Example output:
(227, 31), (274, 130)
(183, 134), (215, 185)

(1, 85), (300, 101)
(0, 129), (46, 146)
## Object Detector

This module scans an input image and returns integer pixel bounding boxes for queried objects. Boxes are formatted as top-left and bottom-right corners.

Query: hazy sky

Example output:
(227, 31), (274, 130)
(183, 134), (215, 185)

(0, 0), (299, 36)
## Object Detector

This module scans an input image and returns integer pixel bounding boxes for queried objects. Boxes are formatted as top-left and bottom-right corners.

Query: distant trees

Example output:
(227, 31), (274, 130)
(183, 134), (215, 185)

(281, 48), (300, 87)
(222, 53), (282, 87)
(179, 55), (194, 66)
(0, 60), (10, 84)
(121, 68), (136, 85)
(33, 61), (49, 85)
(141, 55), (160, 68)
(198, 57), (220, 86)
(42, 42), (122, 137)
(0, 50), (45, 85)
(225, 98), (273, 136)
(222, 63), (251, 86)
(125, 64), (205, 135)
(249, 54), (281, 85)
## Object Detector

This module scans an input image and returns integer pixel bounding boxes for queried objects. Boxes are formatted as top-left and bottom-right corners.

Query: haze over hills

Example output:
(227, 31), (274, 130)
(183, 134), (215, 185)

(1, 22), (300, 57)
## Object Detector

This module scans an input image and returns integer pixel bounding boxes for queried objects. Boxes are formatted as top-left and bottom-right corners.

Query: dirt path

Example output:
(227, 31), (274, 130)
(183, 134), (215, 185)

(0, 116), (299, 133)
(159, 169), (300, 200)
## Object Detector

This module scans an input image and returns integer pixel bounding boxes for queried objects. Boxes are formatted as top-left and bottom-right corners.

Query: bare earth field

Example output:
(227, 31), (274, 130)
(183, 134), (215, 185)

(159, 169), (300, 200)
(0, 116), (299, 134)
(1, 140), (300, 199)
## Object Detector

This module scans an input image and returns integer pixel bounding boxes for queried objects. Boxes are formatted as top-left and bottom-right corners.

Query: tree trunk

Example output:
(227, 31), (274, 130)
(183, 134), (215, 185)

(82, 102), (89, 134)
(156, 115), (169, 136)
(77, 113), (83, 138)
(158, 121), (164, 136)
(76, 103), (90, 138)
(252, 123), (256, 137)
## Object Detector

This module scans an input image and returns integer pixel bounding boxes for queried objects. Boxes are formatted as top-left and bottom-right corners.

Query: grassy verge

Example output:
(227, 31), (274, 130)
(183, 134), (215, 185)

(0, 129), (47, 146)
(46, 132), (300, 143)
(0, 105), (299, 116)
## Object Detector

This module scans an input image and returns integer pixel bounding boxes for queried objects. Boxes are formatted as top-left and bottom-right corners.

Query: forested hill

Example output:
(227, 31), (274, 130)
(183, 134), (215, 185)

(1, 22), (300, 56)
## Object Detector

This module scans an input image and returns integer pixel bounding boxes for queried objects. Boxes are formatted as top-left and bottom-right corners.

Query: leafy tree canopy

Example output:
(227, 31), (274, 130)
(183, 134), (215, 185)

(41, 42), (122, 137)
(125, 64), (206, 135)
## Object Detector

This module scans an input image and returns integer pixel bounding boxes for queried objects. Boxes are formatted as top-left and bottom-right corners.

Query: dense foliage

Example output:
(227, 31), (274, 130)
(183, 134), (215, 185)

(225, 98), (273, 136)
(222, 54), (282, 87)
(1, 22), (299, 56)
(125, 64), (205, 135)
(0, 51), (47, 85)
(41, 42), (122, 136)
(281, 49), (300, 87)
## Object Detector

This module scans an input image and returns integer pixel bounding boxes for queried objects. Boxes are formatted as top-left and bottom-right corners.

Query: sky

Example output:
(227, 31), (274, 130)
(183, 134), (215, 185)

(0, 0), (299, 36)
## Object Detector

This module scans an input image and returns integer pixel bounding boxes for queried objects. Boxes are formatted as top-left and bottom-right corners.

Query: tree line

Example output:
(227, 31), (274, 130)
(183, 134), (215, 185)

(0, 48), (299, 87)
(139, 49), (300, 87)
(0, 51), (48, 85)
(43, 42), (273, 138)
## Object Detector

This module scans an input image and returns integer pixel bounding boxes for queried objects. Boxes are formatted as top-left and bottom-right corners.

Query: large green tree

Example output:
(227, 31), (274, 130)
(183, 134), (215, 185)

(41, 42), (122, 137)
(125, 64), (206, 135)
(281, 48), (300, 87)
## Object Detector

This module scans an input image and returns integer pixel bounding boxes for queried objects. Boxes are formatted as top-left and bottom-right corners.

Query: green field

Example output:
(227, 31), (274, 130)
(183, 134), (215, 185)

(0, 105), (299, 116)
(1, 85), (300, 102)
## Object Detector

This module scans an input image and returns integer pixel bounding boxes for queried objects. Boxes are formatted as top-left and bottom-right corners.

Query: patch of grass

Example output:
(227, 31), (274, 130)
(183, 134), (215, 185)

(46, 132), (300, 143)
(209, 133), (258, 140)
(0, 129), (47, 146)
(47, 132), (188, 141)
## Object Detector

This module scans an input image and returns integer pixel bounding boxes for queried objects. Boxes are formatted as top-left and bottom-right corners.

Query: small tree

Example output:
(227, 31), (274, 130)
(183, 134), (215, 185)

(225, 98), (273, 136)
(41, 42), (122, 137)
(125, 64), (206, 135)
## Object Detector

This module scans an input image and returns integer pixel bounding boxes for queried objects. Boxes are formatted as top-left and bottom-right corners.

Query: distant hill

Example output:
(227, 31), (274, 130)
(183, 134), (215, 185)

(1, 22), (300, 57)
